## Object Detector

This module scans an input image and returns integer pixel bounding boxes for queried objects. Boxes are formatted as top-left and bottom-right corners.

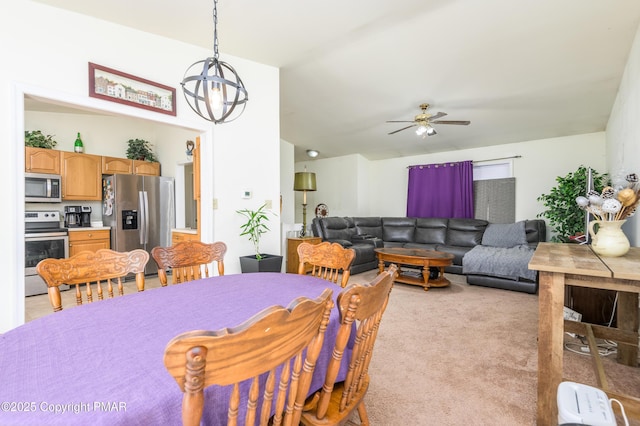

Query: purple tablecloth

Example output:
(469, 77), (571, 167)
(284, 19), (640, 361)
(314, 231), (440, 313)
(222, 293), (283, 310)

(0, 273), (345, 425)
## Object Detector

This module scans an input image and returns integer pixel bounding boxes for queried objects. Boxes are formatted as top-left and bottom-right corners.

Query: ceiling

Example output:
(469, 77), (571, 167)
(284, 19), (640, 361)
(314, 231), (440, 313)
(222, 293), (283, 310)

(31, 0), (640, 162)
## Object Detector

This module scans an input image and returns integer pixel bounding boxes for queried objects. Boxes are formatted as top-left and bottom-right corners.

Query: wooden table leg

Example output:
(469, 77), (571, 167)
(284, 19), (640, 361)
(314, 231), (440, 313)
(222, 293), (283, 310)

(616, 291), (639, 366)
(422, 264), (430, 291)
(377, 258), (385, 275)
(537, 271), (566, 425)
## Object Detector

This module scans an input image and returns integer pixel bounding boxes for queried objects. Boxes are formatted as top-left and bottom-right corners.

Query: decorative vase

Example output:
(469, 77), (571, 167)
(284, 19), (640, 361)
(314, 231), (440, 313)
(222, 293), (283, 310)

(588, 219), (630, 257)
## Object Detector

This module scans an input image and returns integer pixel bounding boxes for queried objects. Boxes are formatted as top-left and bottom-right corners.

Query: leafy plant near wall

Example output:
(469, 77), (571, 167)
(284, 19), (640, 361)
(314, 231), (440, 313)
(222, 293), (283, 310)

(126, 138), (158, 162)
(25, 130), (57, 149)
(537, 165), (608, 242)
(237, 203), (273, 260)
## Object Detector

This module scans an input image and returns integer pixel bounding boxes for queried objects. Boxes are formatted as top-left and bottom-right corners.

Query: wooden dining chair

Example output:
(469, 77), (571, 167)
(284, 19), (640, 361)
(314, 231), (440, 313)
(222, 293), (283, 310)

(36, 248), (149, 313)
(163, 288), (335, 426)
(151, 240), (227, 286)
(300, 264), (398, 426)
(297, 241), (356, 288)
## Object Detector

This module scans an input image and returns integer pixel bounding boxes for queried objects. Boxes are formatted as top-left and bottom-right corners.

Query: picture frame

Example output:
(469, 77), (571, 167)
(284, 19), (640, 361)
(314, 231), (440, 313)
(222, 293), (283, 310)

(88, 62), (176, 116)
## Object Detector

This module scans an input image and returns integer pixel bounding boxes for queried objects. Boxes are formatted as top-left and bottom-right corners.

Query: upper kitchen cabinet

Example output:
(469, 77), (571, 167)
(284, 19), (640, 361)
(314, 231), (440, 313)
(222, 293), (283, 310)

(102, 156), (133, 175)
(25, 147), (60, 174)
(133, 160), (160, 176)
(60, 152), (102, 201)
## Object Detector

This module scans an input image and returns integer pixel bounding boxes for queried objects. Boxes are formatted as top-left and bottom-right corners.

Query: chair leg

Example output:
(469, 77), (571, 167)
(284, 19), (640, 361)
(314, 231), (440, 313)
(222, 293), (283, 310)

(357, 401), (370, 425)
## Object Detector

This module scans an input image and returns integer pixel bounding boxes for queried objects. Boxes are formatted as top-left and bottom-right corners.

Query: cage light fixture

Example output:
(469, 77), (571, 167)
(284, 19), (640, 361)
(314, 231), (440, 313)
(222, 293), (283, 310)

(181, 0), (248, 124)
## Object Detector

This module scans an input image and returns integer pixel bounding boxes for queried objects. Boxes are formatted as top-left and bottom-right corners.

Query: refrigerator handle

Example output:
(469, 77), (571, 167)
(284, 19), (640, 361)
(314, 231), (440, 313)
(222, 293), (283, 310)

(143, 191), (150, 245)
(138, 191), (146, 244)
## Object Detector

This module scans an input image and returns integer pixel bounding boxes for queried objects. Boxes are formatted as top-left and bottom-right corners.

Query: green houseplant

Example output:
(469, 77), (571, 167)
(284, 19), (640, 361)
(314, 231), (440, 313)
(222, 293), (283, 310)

(237, 203), (283, 272)
(126, 138), (158, 162)
(537, 165), (608, 242)
(25, 130), (57, 149)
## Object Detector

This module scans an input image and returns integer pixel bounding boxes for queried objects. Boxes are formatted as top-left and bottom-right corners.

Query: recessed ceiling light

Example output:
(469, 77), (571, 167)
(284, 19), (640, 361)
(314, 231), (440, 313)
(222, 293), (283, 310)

(306, 149), (319, 158)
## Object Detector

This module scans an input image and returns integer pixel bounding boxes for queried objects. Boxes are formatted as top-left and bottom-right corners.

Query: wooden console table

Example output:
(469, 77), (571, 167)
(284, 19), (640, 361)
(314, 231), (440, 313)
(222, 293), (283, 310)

(529, 243), (640, 425)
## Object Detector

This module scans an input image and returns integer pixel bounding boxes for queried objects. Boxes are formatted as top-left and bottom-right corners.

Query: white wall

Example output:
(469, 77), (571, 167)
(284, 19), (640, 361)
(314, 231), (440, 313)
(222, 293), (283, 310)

(296, 133), (607, 231)
(0, 1), (280, 332)
(607, 23), (640, 246)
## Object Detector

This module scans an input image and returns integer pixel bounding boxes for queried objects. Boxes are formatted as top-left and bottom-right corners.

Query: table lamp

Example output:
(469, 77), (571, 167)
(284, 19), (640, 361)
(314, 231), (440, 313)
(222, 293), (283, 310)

(293, 170), (317, 237)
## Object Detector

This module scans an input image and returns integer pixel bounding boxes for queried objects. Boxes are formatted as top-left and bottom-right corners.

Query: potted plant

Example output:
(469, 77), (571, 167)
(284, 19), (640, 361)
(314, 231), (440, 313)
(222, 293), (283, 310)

(237, 203), (283, 273)
(126, 138), (158, 162)
(25, 130), (57, 149)
(537, 165), (608, 242)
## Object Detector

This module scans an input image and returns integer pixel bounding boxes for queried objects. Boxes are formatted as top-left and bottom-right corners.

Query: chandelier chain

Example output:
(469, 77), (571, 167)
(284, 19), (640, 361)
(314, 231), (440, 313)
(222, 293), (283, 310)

(213, 0), (219, 59)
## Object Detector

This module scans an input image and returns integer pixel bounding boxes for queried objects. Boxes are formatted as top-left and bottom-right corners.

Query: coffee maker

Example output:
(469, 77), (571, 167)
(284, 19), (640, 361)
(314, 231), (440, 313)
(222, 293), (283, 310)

(80, 206), (92, 227)
(64, 206), (82, 228)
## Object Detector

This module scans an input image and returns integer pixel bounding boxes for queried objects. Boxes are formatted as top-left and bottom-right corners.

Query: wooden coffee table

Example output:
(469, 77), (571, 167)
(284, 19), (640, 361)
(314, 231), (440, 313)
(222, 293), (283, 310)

(375, 247), (454, 291)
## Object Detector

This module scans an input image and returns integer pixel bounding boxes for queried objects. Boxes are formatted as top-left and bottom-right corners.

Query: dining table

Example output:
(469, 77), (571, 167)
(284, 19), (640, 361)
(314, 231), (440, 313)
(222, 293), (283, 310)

(0, 273), (348, 425)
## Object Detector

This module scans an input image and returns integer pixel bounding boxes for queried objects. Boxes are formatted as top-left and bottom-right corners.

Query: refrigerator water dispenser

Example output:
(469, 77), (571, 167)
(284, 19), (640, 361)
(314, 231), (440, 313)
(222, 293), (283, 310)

(122, 210), (138, 230)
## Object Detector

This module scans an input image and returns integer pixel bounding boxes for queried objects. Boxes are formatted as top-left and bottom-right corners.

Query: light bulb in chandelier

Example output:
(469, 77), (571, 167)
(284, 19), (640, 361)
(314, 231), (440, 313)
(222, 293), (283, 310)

(209, 85), (223, 111)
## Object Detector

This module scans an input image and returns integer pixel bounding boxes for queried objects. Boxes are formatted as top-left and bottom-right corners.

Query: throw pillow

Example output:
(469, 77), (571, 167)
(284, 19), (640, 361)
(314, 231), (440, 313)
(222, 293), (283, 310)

(481, 221), (528, 248)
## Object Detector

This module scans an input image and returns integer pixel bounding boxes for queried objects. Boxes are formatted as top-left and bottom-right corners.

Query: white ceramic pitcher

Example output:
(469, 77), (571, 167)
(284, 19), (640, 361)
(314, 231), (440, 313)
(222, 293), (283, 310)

(588, 219), (630, 257)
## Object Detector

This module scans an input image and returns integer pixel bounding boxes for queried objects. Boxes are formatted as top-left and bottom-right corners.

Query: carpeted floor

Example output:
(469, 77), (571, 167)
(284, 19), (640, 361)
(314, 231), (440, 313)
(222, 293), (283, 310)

(348, 270), (640, 425)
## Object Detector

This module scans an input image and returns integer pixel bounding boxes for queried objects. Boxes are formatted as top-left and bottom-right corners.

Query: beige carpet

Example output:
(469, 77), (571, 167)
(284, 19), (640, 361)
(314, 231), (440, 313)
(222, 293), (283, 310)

(347, 270), (640, 425)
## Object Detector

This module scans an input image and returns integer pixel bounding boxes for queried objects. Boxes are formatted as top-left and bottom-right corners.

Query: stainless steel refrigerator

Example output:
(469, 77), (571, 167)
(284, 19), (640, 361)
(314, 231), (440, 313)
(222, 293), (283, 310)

(102, 174), (175, 275)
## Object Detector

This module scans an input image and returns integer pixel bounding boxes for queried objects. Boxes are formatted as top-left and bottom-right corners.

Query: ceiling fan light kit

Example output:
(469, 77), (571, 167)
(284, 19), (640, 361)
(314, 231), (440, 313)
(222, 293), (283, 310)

(387, 103), (469, 136)
(181, 0), (248, 124)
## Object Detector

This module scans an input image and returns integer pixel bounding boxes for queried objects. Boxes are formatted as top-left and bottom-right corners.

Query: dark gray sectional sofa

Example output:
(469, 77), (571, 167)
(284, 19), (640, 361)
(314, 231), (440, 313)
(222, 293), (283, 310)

(311, 216), (546, 294)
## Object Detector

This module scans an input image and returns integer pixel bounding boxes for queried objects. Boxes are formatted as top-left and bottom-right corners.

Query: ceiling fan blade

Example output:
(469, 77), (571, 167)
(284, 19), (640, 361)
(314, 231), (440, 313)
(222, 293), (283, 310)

(431, 120), (470, 125)
(428, 112), (447, 120)
(388, 124), (416, 135)
(386, 120), (415, 123)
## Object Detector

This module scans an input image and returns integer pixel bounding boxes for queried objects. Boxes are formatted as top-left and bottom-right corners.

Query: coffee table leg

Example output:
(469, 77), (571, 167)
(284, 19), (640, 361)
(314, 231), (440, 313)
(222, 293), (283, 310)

(377, 258), (385, 275)
(422, 265), (430, 291)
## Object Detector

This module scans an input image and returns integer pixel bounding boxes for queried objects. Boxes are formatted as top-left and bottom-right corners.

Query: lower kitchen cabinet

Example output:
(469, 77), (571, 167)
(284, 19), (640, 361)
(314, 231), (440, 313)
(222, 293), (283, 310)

(172, 230), (199, 245)
(68, 229), (111, 256)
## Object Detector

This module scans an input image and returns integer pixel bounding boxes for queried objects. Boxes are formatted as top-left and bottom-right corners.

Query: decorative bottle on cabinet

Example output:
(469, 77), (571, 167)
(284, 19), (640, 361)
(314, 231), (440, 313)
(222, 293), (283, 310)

(74, 132), (84, 153)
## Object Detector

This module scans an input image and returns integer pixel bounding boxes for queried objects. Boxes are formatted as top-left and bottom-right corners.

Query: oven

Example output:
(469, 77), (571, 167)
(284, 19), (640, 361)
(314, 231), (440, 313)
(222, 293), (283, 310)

(25, 211), (69, 296)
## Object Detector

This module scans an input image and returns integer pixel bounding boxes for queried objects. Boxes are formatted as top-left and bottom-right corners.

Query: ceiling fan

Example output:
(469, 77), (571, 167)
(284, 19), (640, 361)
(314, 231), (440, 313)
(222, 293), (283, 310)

(387, 103), (470, 136)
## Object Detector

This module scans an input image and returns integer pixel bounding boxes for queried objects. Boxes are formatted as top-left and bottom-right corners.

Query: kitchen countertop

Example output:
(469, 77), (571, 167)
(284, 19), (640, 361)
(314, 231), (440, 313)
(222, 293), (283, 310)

(67, 226), (111, 231)
(171, 228), (197, 234)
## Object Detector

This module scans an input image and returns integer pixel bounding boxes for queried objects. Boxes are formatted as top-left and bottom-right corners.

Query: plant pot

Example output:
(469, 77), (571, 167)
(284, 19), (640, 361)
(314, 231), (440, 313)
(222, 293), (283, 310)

(239, 254), (283, 273)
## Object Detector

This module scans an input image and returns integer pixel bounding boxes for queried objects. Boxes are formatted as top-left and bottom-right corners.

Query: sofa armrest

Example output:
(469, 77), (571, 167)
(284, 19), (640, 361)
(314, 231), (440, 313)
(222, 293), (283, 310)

(328, 239), (353, 248)
(351, 234), (373, 240)
(351, 236), (384, 248)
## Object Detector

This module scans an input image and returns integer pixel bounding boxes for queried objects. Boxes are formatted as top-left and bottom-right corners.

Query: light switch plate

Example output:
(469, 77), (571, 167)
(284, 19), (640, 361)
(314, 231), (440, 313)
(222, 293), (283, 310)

(264, 200), (272, 209)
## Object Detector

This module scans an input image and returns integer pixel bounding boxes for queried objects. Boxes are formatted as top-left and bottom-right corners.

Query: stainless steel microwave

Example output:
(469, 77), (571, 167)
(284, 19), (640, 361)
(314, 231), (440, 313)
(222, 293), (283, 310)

(25, 172), (62, 202)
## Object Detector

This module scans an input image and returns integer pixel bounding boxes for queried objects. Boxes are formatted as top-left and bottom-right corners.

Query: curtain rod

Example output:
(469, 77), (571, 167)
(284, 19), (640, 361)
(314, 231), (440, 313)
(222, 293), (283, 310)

(473, 155), (522, 163)
(407, 155), (521, 169)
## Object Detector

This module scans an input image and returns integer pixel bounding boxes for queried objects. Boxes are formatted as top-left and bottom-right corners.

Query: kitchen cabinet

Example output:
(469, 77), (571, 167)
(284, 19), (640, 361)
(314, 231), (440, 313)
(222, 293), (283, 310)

(68, 229), (111, 256)
(133, 160), (160, 176)
(286, 237), (322, 273)
(102, 156), (133, 175)
(172, 230), (199, 245)
(60, 152), (102, 201)
(25, 147), (60, 174)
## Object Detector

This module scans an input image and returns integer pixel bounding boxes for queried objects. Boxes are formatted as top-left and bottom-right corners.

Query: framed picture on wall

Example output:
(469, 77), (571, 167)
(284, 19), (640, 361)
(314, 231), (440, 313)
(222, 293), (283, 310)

(88, 62), (176, 116)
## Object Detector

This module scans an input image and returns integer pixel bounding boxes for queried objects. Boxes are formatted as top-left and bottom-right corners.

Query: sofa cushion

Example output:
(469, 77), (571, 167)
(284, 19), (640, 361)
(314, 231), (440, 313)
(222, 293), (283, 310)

(353, 217), (383, 239)
(415, 218), (448, 245)
(445, 218), (488, 247)
(482, 221), (528, 248)
(319, 217), (356, 241)
(382, 217), (416, 242)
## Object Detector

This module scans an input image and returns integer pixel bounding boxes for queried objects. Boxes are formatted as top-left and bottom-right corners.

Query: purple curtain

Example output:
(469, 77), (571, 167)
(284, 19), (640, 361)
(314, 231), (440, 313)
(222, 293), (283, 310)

(406, 160), (474, 218)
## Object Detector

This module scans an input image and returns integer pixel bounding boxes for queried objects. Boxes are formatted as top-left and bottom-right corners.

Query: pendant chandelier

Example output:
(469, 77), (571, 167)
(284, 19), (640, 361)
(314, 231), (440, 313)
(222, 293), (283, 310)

(181, 0), (248, 124)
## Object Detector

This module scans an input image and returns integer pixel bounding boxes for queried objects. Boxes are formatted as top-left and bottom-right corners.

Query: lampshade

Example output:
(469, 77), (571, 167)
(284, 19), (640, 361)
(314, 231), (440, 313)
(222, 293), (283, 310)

(293, 172), (317, 192)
